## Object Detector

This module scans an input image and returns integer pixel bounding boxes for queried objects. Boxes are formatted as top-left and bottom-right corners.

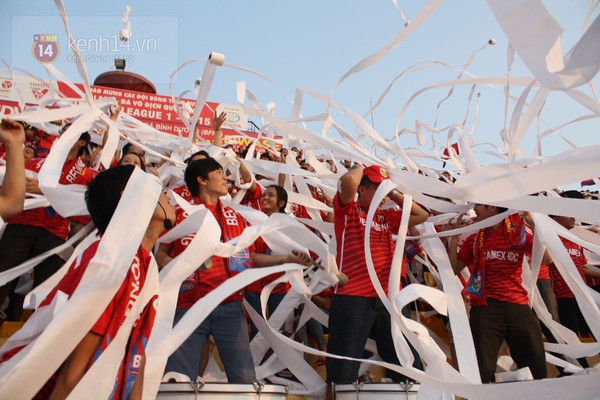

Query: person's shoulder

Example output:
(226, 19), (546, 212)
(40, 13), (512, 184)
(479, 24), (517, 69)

(25, 157), (44, 170)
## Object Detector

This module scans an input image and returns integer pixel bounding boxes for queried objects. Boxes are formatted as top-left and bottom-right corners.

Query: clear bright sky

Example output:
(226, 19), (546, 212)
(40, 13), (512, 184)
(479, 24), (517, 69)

(2, 0), (599, 189)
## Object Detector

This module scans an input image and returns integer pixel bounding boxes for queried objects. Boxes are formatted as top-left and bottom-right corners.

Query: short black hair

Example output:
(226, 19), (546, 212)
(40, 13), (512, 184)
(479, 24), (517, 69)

(79, 131), (91, 146)
(25, 145), (38, 158)
(184, 150), (209, 164)
(184, 157), (223, 197)
(267, 185), (288, 213)
(496, 206), (508, 214)
(123, 142), (145, 156)
(59, 123), (91, 145)
(85, 165), (135, 234)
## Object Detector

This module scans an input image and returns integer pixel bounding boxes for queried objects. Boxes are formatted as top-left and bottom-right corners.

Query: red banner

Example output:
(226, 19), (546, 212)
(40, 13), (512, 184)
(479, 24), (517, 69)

(0, 77), (280, 150)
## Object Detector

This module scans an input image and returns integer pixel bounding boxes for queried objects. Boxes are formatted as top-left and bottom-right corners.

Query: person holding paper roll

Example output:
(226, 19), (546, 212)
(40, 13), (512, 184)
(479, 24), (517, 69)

(448, 205), (552, 383)
(325, 165), (428, 398)
(157, 158), (311, 383)
(0, 165), (176, 399)
(0, 119), (26, 218)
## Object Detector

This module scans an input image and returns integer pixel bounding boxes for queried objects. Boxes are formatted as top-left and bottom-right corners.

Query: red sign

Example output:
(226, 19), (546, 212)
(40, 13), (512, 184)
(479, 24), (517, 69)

(0, 79), (280, 150)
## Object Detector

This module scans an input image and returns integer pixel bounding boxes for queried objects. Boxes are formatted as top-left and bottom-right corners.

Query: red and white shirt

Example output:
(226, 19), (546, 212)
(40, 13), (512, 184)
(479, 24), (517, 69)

(1, 240), (157, 400)
(550, 237), (588, 299)
(333, 193), (403, 298)
(164, 202), (255, 309)
(7, 157), (96, 240)
(458, 224), (534, 305)
(240, 184), (263, 211)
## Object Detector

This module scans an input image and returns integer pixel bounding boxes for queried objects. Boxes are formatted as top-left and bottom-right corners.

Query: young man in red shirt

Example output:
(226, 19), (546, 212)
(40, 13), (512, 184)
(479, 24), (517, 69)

(0, 164), (176, 399)
(325, 165), (428, 398)
(448, 205), (552, 383)
(156, 157), (309, 383)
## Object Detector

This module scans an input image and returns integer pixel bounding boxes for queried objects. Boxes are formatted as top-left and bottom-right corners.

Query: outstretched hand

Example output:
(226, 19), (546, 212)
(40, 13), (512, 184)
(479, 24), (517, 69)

(212, 111), (227, 131)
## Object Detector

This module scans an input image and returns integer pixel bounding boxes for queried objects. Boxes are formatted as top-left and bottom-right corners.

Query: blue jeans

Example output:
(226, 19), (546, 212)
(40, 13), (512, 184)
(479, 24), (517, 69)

(165, 301), (256, 383)
(326, 295), (423, 384)
(295, 303), (328, 350)
(244, 291), (286, 339)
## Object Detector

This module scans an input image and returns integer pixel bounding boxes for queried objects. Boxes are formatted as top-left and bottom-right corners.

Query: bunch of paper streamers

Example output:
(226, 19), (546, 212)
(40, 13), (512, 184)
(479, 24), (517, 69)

(0, 0), (600, 399)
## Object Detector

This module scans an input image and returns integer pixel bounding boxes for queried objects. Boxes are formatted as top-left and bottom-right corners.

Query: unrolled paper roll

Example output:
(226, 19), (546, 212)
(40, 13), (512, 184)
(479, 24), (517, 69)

(208, 51), (225, 66)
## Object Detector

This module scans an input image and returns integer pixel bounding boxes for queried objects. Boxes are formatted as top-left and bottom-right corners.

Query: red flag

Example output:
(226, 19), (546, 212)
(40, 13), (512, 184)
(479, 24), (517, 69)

(442, 143), (459, 160)
(581, 179), (598, 187)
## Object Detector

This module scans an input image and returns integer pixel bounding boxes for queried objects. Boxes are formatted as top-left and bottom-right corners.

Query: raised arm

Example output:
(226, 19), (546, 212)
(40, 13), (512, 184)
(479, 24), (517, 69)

(237, 156), (257, 193)
(0, 119), (26, 217)
(446, 214), (468, 275)
(388, 190), (429, 227)
(212, 111), (227, 148)
(251, 250), (312, 268)
(338, 164), (363, 207)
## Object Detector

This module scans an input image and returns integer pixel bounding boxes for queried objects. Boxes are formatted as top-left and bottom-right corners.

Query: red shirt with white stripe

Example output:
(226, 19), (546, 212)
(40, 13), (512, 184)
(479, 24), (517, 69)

(550, 237), (587, 299)
(240, 184), (263, 211)
(458, 222), (534, 305)
(1, 240), (157, 400)
(333, 193), (403, 298)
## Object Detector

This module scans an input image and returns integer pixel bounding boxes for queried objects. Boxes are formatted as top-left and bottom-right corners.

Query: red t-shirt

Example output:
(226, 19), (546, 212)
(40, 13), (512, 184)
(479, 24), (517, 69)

(171, 184), (197, 204)
(1, 240), (157, 400)
(7, 157), (95, 240)
(35, 133), (58, 159)
(165, 202), (254, 308)
(240, 184), (263, 211)
(538, 264), (551, 280)
(550, 237), (588, 299)
(333, 193), (403, 298)
(458, 223), (534, 305)
(587, 275), (600, 288)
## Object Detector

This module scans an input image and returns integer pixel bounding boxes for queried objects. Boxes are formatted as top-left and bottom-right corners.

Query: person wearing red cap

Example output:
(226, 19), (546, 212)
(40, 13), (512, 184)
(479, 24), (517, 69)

(325, 164), (428, 398)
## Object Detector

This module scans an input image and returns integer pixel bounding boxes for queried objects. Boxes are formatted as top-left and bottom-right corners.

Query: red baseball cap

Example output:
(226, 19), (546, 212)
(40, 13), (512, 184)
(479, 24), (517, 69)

(363, 165), (389, 183)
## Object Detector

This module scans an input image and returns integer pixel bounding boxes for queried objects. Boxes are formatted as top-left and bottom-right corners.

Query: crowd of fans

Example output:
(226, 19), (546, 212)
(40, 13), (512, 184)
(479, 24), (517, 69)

(0, 105), (598, 399)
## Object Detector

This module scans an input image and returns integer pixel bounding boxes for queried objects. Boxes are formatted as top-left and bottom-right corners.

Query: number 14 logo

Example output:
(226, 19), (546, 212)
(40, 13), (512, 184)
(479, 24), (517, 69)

(32, 34), (60, 63)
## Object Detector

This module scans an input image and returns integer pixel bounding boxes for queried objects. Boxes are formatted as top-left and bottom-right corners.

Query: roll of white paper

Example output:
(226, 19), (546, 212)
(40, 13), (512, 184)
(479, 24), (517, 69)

(208, 51), (225, 66)
(162, 371), (191, 383)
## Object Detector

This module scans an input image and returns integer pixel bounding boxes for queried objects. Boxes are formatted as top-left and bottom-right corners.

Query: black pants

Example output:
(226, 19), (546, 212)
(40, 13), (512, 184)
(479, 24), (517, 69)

(470, 298), (547, 383)
(557, 297), (591, 368)
(326, 295), (423, 384)
(0, 224), (65, 320)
